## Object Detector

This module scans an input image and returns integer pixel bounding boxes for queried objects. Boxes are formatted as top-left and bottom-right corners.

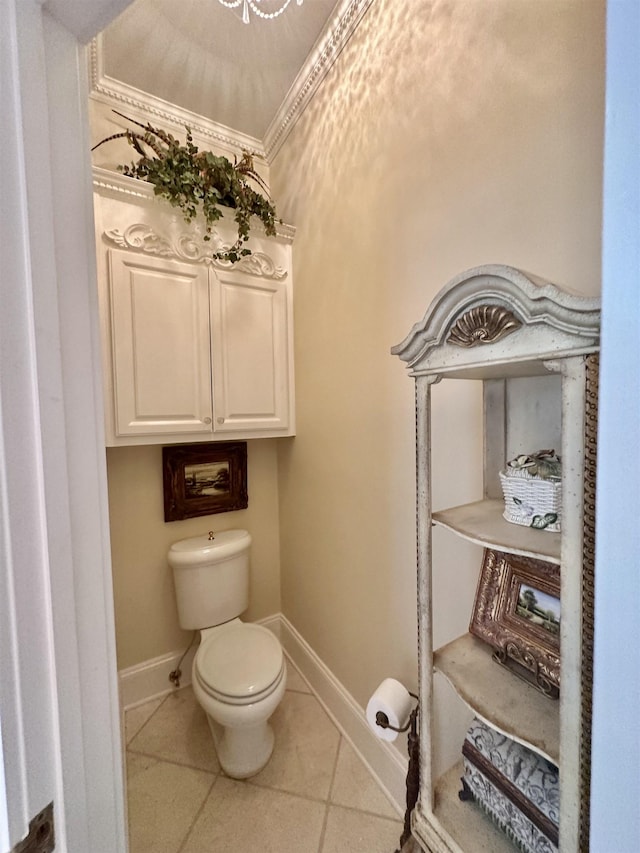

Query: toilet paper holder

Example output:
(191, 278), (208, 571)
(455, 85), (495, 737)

(375, 691), (419, 733)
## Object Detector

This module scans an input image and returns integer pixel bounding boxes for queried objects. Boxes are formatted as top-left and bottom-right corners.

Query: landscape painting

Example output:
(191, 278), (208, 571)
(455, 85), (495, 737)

(516, 585), (561, 636)
(163, 442), (248, 521)
(184, 461), (230, 499)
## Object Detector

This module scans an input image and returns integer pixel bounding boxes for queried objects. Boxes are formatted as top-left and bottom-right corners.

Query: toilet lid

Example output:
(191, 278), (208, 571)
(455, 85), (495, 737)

(197, 623), (283, 700)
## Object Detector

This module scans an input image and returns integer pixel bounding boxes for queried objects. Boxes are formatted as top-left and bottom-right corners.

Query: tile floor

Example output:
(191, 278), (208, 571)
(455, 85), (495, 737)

(124, 658), (405, 853)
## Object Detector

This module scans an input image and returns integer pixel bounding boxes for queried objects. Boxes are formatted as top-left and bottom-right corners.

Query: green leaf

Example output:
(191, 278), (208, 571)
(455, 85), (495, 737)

(94, 112), (280, 263)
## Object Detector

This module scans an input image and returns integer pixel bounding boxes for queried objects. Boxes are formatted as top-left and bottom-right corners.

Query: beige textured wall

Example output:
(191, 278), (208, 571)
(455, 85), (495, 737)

(271, 0), (605, 714)
(107, 440), (281, 670)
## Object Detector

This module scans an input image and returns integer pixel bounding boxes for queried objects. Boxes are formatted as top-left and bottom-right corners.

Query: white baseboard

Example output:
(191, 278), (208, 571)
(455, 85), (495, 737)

(119, 644), (198, 709)
(118, 613), (408, 813)
(278, 614), (408, 813)
(257, 613), (282, 639)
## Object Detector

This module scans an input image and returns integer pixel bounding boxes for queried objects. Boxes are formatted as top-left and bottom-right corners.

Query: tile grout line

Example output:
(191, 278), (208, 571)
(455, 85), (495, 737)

(316, 734), (343, 853)
(125, 685), (403, 851)
(126, 686), (403, 805)
(127, 742), (404, 823)
(125, 692), (171, 746)
(126, 747), (220, 778)
(176, 774), (220, 853)
(243, 778), (338, 808)
(321, 801), (404, 824)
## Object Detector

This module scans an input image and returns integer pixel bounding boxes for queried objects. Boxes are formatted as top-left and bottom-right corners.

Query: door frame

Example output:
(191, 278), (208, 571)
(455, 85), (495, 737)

(1, 2), (132, 850)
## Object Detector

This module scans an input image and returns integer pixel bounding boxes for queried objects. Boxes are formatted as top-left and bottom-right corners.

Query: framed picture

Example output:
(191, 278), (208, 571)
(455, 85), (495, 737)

(469, 549), (560, 698)
(162, 442), (248, 522)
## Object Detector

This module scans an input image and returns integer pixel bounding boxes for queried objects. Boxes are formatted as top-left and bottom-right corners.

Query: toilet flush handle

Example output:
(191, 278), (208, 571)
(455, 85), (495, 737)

(208, 531), (215, 540)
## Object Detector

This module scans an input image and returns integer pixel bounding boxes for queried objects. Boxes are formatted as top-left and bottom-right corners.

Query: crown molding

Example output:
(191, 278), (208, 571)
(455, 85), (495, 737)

(88, 36), (267, 162)
(263, 0), (375, 160)
(88, 0), (375, 165)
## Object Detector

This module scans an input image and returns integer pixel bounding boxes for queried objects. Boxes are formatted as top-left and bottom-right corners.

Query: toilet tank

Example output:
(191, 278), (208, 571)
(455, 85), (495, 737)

(168, 530), (251, 630)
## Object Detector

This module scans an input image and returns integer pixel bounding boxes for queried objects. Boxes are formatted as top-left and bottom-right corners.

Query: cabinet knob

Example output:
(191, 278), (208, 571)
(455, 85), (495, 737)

(203, 417), (212, 424)
(217, 417), (225, 424)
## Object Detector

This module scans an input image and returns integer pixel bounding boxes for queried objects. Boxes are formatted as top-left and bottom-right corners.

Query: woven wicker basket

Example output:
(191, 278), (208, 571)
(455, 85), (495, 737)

(499, 467), (562, 532)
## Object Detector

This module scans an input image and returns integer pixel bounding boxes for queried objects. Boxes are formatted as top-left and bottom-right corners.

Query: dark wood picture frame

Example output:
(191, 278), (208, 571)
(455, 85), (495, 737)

(469, 548), (560, 699)
(162, 442), (248, 522)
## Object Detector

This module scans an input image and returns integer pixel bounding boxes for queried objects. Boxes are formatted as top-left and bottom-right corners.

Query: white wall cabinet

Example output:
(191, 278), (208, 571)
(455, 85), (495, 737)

(392, 266), (600, 853)
(93, 167), (295, 446)
(209, 268), (290, 435)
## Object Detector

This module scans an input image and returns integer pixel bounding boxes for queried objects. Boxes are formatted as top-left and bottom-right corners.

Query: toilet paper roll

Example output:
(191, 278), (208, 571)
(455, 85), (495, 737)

(366, 678), (413, 742)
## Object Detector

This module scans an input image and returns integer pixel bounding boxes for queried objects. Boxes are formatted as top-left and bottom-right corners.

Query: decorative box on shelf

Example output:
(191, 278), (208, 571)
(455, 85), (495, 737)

(499, 450), (562, 533)
(460, 718), (559, 853)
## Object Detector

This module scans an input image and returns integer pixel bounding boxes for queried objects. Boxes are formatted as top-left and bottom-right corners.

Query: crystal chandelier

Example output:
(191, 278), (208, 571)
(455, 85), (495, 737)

(219, 0), (303, 25)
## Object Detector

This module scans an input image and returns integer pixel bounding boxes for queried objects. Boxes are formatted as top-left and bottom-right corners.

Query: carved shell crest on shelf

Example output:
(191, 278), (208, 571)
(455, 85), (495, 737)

(447, 305), (522, 347)
(103, 224), (287, 280)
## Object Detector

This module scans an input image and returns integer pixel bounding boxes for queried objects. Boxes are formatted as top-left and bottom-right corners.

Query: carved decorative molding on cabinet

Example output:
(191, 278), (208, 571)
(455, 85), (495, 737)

(104, 225), (287, 280)
(392, 265), (599, 853)
(93, 167), (295, 446)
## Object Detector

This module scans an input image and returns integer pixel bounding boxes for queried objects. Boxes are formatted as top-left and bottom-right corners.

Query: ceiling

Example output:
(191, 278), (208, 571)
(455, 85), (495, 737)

(100, 0), (340, 140)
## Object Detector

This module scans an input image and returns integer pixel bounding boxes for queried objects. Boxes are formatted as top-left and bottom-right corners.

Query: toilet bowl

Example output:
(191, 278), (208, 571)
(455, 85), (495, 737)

(168, 530), (286, 779)
(191, 619), (287, 778)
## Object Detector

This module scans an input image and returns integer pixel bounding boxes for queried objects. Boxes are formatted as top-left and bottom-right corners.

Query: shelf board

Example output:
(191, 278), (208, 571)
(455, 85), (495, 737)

(434, 633), (559, 764)
(427, 761), (517, 852)
(432, 499), (561, 564)
(434, 359), (559, 380)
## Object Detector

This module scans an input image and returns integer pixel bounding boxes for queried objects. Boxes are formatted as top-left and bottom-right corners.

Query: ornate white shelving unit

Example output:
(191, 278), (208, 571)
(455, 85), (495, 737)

(392, 266), (600, 852)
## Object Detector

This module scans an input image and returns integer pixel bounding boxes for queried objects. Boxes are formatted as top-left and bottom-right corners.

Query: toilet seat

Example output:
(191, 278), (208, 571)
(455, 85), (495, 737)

(195, 623), (284, 706)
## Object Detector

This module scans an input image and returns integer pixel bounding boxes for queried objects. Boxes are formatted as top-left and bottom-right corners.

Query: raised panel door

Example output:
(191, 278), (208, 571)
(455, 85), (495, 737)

(108, 249), (213, 436)
(209, 270), (291, 433)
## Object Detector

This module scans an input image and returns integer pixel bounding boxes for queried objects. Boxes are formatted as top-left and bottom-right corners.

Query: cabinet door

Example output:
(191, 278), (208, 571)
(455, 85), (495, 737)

(210, 270), (291, 433)
(108, 249), (213, 437)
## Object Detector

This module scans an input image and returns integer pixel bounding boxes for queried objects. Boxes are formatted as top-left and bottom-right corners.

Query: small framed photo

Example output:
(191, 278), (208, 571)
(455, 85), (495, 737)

(469, 549), (560, 698)
(162, 442), (248, 522)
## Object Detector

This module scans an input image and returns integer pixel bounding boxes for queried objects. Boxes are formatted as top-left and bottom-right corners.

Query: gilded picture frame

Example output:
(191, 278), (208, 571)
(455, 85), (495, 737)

(469, 548), (560, 698)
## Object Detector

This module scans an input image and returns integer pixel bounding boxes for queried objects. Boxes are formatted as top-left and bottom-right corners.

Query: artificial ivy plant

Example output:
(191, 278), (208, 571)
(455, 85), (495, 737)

(92, 111), (279, 263)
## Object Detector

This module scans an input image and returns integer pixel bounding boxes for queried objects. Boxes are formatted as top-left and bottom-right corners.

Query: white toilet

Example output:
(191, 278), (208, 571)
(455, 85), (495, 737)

(168, 529), (286, 779)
